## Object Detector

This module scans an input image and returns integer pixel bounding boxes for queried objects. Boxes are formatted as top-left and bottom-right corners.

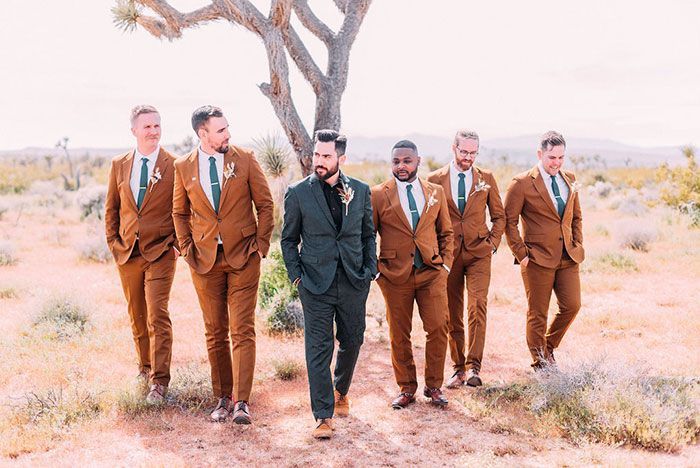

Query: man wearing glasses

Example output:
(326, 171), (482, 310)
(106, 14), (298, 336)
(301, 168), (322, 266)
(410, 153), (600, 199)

(427, 130), (505, 387)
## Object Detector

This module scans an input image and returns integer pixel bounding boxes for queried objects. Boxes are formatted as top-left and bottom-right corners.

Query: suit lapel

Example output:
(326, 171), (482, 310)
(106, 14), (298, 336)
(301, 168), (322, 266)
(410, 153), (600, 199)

(531, 166), (560, 218)
(218, 147), (239, 209)
(338, 173), (354, 235)
(309, 174), (337, 230)
(560, 171), (575, 220)
(416, 178), (433, 232)
(385, 178), (413, 234)
(138, 148), (168, 211)
(463, 166), (480, 214)
(440, 167), (460, 217)
(121, 150), (139, 212)
(189, 149), (217, 215)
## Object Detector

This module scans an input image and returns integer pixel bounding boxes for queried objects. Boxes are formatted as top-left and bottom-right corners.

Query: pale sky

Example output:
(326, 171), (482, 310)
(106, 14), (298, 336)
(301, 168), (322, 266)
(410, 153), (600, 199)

(1, 0), (699, 150)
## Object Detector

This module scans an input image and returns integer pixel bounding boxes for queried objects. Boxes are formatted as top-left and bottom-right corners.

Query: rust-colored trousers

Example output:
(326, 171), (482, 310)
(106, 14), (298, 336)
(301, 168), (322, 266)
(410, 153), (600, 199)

(378, 267), (449, 393)
(117, 247), (176, 386)
(190, 250), (261, 401)
(521, 255), (581, 367)
(446, 247), (492, 373)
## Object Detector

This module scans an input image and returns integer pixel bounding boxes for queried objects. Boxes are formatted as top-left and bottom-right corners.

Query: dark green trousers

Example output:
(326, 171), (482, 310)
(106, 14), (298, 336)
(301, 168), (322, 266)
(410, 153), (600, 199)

(298, 267), (369, 420)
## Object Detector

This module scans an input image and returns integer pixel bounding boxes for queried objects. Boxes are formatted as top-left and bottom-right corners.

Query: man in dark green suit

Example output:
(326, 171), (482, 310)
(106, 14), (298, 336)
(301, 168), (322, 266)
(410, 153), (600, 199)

(281, 129), (377, 439)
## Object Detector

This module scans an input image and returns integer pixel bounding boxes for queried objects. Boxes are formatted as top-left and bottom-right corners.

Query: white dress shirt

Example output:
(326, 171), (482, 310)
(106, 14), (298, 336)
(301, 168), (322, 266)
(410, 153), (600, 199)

(395, 177), (425, 228)
(130, 146), (159, 205)
(198, 146), (224, 244)
(538, 162), (569, 209)
(449, 161), (473, 208)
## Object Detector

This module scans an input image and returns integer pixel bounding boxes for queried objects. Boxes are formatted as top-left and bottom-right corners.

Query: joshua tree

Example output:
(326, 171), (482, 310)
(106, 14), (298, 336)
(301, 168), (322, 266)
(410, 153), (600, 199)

(112, 0), (372, 176)
(56, 137), (81, 191)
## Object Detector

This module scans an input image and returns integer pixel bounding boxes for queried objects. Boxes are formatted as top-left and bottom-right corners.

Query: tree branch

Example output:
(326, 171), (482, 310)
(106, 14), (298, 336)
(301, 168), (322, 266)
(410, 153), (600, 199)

(332, 0), (347, 14)
(132, 1), (222, 39)
(282, 26), (327, 94)
(292, 0), (334, 46)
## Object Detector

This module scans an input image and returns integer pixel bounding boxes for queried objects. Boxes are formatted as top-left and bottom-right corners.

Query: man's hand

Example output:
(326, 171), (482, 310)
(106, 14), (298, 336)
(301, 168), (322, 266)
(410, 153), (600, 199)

(173, 246), (180, 258)
(292, 277), (301, 287)
(520, 256), (530, 267)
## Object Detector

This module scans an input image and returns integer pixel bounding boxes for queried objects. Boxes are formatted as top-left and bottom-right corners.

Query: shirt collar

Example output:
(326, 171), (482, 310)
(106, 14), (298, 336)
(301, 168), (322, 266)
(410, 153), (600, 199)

(538, 161), (560, 180)
(199, 146), (222, 160)
(135, 146), (159, 161)
(395, 177), (421, 192)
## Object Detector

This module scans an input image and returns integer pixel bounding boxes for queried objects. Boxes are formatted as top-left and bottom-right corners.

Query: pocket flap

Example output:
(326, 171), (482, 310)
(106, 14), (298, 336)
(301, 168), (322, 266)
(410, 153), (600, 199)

(302, 254), (318, 264)
(379, 250), (396, 259)
(478, 228), (489, 238)
(241, 223), (257, 237)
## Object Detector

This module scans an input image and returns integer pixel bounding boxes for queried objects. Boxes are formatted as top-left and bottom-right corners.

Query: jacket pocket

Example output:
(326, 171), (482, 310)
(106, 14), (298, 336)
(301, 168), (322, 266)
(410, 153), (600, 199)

(241, 222), (257, 237)
(524, 234), (545, 242)
(302, 254), (318, 264)
(478, 228), (489, 238)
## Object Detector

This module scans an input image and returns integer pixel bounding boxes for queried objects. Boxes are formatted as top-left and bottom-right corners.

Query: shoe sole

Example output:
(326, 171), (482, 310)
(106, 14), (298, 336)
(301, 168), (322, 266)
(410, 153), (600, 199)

(466, 376), (483, 387)
(391, 400), (416, 410)
(233, 415), (252, 425)
(313, 432), (332, 439)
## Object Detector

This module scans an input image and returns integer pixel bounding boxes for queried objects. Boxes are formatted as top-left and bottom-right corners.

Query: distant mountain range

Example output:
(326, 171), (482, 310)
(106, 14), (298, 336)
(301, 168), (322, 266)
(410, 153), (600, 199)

(0, 134), (687, 167)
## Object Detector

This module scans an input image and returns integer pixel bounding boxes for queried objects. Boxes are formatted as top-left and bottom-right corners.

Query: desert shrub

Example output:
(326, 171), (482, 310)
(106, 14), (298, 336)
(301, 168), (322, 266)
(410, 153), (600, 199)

(273, 358), (303, 381)
(266, 294), (304, 335)
(0, 287), (18, 299)
(0, 241), (17, 266)
(168, 363), (215, 411)
(615, 197), (648, 216)
(529, 361), (699, 452)
(594, 252), (638, 272)
(615, 223), (658, 252)
(656, 146), (700, 207)
(254, 133), (291, 178)
(28, 180), (64, 207)
(75, 185), (106, 220)
(0, 200), (9, 220)
(587, 180), (613, 199)
(34, 294), (89, 340)
(259, 249), (298, 309)
(679, 201), (700, 228)
(594, 224), (610, 237)
(76, 234), (111, 263)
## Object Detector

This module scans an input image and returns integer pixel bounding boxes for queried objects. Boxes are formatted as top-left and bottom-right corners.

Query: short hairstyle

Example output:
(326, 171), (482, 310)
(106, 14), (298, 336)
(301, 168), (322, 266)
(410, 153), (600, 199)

(314, 129), (347, 156)
(454, 129), (479, 146)
(540, 130), (566, 151)
(191, 105), (224, 134)
(392, 139), (418, 153)
(130, 105), (159, 126)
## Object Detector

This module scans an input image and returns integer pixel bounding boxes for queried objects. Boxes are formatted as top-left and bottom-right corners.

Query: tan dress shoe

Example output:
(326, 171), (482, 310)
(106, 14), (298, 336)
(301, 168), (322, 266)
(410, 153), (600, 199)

(446, 370), (466, 389)
(232, 401), (252, 425)
(210, 396), (232, 422)
(145, 384), (167, 405)
(391, 392), (416, 409)
(466, 369), (483, 387)
(334, 390), (350, 418)
(312, 418), (334, 439)
(423, 387), (448, 407)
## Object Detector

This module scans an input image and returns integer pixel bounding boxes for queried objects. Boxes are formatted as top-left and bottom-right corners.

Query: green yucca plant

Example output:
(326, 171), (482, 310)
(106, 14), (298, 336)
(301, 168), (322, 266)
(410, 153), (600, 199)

(254, 133), (291, 179)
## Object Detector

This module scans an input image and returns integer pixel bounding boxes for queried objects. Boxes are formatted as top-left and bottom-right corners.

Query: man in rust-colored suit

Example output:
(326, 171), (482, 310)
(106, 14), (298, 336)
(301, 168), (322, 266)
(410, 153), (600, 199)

(371, 140), (454, 409)
(173, 106), (274, 424)
(105, 105), (178, 405)
(427, 130), (505, 388)
(504, 131), (584, 370)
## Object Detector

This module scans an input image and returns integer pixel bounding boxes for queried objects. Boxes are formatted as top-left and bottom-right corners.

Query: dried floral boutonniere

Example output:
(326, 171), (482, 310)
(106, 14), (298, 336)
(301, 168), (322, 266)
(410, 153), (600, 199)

(223, 162), (236, 185)
(337, 180), (355, 216)
(470, 177), (491, 196)
(570, 180), (582, 193)
(425, 190), (438, 212)
(149, 167), (162, 192)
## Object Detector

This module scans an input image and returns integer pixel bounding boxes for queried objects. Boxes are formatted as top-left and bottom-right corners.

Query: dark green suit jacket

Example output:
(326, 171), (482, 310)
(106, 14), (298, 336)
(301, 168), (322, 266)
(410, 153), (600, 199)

(281, 172), (377, 295)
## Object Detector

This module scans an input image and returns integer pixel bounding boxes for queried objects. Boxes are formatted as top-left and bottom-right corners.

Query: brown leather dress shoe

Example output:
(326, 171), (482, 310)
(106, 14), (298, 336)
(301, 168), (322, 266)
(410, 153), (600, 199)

(232, 401), (252, 425)
(466, 369), (483, 387)
(210, 396), (232, 422)
(312, 418), (334, 439)
(423, 387), (448, 407)
(334, 390), (350, 418)
(145, 383), (167, 405)
(391, 392), (416, 409)
(446, 370), (466, 389)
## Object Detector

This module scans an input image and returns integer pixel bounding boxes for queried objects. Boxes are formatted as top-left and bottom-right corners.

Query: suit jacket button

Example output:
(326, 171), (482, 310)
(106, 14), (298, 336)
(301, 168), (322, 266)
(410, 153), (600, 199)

(559, 236), (563, 240)
(410, 253), (414, 257)
(217, 218), (222, 223)
(137, 215), (142, 219)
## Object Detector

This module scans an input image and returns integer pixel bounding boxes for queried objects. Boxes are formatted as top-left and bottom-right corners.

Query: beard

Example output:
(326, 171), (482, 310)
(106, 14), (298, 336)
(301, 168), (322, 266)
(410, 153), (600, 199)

(315, 162), (339, 181)
(215, 143), (229, 154)
(393, 167), (418, 182)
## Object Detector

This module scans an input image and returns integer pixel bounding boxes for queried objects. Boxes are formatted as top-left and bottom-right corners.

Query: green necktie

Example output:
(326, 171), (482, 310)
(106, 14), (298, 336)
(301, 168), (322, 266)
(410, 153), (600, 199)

(406, 184), (424, 268)
(457, 172), (466, 214)
(136, 157), (149, 210)
(209, 156), (221, 213)
(550, 175), (565, 218)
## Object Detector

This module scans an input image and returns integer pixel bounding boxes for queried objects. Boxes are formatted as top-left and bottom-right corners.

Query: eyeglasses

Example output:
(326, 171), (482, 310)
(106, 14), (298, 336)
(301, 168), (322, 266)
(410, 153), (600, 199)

(456, 148), (478, 157)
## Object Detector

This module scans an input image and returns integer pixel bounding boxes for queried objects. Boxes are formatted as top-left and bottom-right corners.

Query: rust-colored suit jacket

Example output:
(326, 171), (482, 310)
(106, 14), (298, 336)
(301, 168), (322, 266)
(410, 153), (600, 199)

(105, 148), (178, 265)
(427, 165), (505, 258)
(504, 166), (584, 268)
(172, 145), (274, 274)
(371, 177), (454, 284)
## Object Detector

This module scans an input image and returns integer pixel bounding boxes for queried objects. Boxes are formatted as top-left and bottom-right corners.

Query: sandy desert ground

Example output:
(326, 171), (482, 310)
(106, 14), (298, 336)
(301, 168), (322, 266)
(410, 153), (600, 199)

(0, 162), (698, 467)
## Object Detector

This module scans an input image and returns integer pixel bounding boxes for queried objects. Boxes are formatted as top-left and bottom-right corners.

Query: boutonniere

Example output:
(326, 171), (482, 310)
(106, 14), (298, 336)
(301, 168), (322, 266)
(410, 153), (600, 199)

(337, 180), (355, 216)
(470, 177), (491, 196)
(149, 167), (162, 192)
(425, 190), (438, 212)
(570, 181), (582, 193)
(223, 162), (236, 183)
